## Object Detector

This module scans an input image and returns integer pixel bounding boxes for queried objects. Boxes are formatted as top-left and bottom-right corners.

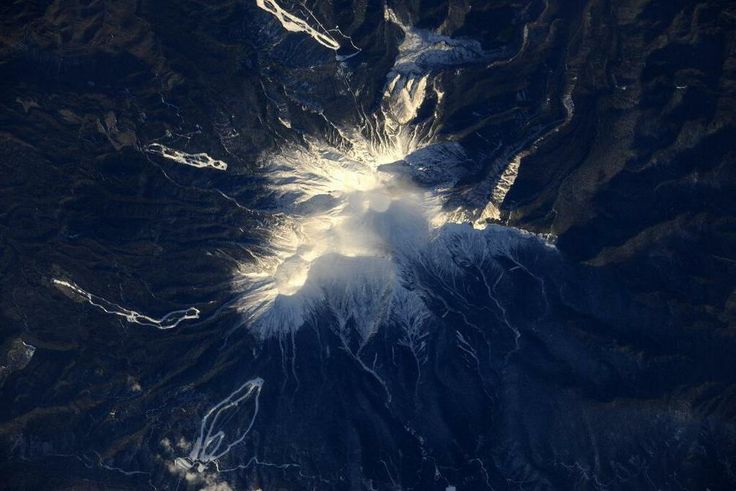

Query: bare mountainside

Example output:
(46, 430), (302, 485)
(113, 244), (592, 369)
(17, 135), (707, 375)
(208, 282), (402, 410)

(0, 1), (735, 490)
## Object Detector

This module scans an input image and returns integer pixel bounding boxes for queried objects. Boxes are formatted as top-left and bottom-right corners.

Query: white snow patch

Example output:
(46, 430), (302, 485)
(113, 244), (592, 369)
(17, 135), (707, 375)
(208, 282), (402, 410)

(146, 143), (228, 171)
(256, 0), (340, 50)
(52, 278), (200, 330)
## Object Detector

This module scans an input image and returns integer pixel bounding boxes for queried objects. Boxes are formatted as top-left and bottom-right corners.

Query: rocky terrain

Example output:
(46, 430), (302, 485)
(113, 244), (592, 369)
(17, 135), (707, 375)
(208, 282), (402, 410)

(0, 0), (734, 490)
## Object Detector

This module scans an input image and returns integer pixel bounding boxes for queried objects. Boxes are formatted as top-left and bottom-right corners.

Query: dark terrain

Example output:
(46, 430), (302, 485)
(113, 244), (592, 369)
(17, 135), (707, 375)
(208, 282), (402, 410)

(0, 0), (735, 490)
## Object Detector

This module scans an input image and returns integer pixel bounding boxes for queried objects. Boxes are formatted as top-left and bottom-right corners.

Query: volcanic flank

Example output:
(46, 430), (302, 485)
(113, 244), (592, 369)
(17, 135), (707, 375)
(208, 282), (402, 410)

(0, 1), (734, 490)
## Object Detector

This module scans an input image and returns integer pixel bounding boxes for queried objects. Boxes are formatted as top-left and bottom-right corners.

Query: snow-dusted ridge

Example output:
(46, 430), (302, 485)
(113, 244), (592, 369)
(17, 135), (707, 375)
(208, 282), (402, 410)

(256, 0), (340, 50)
(145, 143), (228, 171)
(175, 378), (264, 473)
(52, 278), (200, 330)
(384, 8), (486, 75)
